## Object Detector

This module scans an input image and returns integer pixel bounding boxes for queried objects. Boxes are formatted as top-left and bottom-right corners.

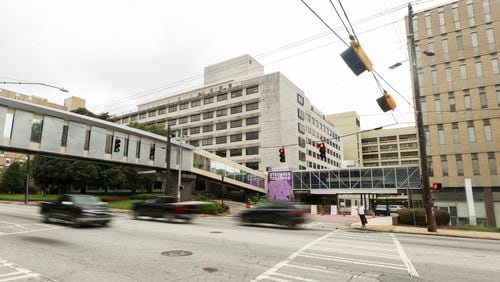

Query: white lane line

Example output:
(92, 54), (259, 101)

(253, 231), (337, 281)
(284, 263), (338, 274)
(0, 272), (23, 278)
(0, 226), (62, 236)
(0, 274), (39, 282)
(302, 222), (322, 228)
(270, 272), (320, 282)
(0, 257), (50, 282)
(308, 246), (401, 260)
(256, 276), (288, 282)
(299, 253), (407, 271)
(315, 242), (399, 254)
(391, 234), (419, 278)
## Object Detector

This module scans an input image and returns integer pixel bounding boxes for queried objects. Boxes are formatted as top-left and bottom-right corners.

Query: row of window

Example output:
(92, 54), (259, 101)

(426, 119), (494, 146)
(428, 152), (497, 177)
(164, 102), (259, 126)
(188, 131), (259, 147)
(415, 1), (492, 38)
(422, 85), (500, 113)
(361, 134), (417, 145)
(124, 86), (259, 122)
(362, 142), (418, 153)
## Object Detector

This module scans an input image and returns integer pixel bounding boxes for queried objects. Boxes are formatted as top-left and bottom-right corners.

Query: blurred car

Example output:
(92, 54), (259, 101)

(375, 205), (389, 216)
(132, 196), (203, 222)
(239, 201), (307, 228)
(40, 194), (112, 227)
(389, 205), (405, 213)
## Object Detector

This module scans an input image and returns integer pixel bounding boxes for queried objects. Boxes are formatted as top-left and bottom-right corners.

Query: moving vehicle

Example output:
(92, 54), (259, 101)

(40, 194), (112, 227)
(239, 201), (307, 228)
(132, 196), (203, 222)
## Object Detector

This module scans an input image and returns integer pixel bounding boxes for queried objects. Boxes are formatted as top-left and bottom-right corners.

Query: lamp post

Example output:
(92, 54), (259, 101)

(407, 3), (436, 232)
(177, 137), (183, 203)
(1, 81), (69, 93)
(221, 175), (225, 207)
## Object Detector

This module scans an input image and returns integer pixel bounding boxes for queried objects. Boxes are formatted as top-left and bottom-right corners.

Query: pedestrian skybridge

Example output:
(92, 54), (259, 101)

(293, 166), (420, 194)
(0, 96), (266, 194)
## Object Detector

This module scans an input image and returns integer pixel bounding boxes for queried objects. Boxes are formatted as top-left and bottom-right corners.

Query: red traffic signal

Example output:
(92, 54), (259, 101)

(278, 147), (286, 163)
(431, 183), (442, 191)
(318, 142), (326, 161)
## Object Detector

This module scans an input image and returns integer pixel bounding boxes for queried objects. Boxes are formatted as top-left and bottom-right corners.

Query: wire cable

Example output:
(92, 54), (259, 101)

(300, 0), (349, 46)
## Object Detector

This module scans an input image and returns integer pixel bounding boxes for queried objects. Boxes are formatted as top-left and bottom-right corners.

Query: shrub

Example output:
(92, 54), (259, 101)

(434, 209), (450, 226)
(129, 193), (162, 200)
(397, 208), (427, 226)
(199, 202), (225, 215)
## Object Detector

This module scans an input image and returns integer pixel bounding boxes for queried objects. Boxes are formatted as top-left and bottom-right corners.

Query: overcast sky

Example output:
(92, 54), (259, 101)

(1, 0), (449, 130)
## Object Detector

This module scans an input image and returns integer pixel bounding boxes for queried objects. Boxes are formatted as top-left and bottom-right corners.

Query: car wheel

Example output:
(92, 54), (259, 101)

(163, 212), (173, 222)
(101, 221), (110, 227)
(132, 210), (140, 220)
(72, 217), (81, 228)
(42, 213), (51, 223)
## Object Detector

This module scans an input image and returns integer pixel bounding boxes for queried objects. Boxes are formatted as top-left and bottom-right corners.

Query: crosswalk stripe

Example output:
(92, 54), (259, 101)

(308, 246), (401, 259)
(270, 272), (320, 282)
(0, 274), (39, 282)
(391, 234), (419, 278)
(298, 253), (407, 271)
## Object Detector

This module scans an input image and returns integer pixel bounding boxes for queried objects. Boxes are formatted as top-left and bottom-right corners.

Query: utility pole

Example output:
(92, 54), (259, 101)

(164, 125), (172, 196)
(408, 3), (436, 232)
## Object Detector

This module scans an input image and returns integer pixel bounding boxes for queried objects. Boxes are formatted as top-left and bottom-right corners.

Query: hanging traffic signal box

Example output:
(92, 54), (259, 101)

(279, 147), (286, 163)
(340, 40), (373, 76)
(431, 183), (442, 192)
(377, 91), (397, 112)
(113, 139), (121, 152)
(318, 142), (326, 161)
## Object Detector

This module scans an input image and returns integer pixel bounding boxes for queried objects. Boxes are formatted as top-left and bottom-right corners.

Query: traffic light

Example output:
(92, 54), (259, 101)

(376, 91), (397, 112)
(113, 139), (121, 152)
(340, 40), (373, 76)
(279, 147), (286, 163)
(318, 142), (326, 161)
(431, 183), (442, 191)
(149, 146), (155, 160)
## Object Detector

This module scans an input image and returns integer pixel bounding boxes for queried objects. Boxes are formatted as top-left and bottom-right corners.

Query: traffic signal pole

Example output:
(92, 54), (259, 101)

(408, 3), (436, 232)
(164, 125), (172, 196)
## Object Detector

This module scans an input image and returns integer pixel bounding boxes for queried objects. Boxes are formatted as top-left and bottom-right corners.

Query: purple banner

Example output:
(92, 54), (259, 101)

(268, 171), (293, 201)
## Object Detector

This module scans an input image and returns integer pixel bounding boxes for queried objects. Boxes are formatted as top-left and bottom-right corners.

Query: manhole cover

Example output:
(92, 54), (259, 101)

(203, 267), (218, 273)
(210, 231), (222, 234)
(161, 250), (193, 257)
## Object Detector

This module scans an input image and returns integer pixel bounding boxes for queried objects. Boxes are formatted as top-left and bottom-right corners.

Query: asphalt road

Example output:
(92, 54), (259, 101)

(1, 203), (499, 282)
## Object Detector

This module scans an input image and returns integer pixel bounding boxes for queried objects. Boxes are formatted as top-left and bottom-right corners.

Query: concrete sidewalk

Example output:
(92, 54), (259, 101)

(351, 216), (500, 240)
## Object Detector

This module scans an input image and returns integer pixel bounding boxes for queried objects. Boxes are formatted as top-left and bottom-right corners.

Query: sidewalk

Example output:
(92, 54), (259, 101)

(351, 216), (500, 240)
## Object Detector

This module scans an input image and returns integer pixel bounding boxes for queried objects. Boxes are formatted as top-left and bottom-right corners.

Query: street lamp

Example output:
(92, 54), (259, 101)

(1, 81), (69, 93)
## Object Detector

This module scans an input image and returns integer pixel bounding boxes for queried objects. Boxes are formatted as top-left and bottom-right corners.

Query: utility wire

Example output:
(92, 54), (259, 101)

(328, 0), (351, 38)
(337, 0), (359, 41)
(300, 0), (349, 47)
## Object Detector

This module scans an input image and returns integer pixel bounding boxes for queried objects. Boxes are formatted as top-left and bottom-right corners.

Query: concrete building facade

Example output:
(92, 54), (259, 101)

(112, 55), (343, 172)
(409, 0), (500, 226)
(327, 111), (362, 167)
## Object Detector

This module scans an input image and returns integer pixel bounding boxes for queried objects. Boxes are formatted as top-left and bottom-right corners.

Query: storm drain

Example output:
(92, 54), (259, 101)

(209, 231), (222, 234)
(161, 250), (193, 257)
(203, 267), (218, 273)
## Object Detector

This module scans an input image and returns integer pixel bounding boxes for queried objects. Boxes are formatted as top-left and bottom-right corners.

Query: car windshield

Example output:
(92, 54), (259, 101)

(71, 195), (101, 206)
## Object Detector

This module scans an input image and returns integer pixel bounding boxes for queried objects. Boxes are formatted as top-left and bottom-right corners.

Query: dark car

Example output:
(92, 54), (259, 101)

(239, 201), (308, 228)
(375, 205), (389, 216)
(132, 196), (202, 222)
(40, 194), (112, 227)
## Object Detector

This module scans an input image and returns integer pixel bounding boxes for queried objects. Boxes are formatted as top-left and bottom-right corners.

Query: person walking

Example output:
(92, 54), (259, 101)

(357, 203), (368, 228)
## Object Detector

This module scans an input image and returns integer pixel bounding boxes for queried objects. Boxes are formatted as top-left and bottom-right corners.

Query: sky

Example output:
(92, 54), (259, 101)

(1, 0), (450, 130)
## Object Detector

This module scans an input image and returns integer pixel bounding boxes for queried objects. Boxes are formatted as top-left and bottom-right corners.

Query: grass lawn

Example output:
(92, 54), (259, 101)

(453, 226), (500, 233)
(0, 194), (57, 201)
(0, 194), (141, 210)
(107, 200), (142, 210)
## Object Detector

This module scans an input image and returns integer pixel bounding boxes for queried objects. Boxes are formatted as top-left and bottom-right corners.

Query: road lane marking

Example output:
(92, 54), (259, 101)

(308, 246), (401, 259)
(0, 257), (53, 282)
(299, 252), (407, 270)
(391, 234), (419, 278)
(253, 231), (337, 281)
(270, 272), (320, 282)
(302, 222), (322, 228)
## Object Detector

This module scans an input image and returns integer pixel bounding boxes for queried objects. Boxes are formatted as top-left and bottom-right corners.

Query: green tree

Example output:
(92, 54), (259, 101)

(65, 161), (99, 194)
(0, 162), (25, 193)
(128, 122), (168, 136)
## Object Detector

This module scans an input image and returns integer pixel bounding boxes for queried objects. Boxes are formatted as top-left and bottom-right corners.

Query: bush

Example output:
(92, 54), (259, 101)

(397, 208), (427, 226)
(129, 193), (162, 200)
(199, 202), (225, 215)
(434, 209), (450, 226)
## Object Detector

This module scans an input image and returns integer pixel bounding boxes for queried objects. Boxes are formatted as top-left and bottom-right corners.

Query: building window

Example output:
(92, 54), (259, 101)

(471, 31), (478, 47)
(61, 124), (69, 147)
(424, 126), (430, 145)
(298, 136), (305, 148)
(431, 67), (438, 85)
(488, 152), (497, 175)
(441, 155), (449, 177)
(216, 150), (226, 157)
(217, 93), (227, 102)
(130, 115), (138, 121)
(445, 64), (452, 82)
(148, 110), (156, 117)
(158, 107), (166, 115)
(178, 103), (188, 110)
(438, 10), (445, 27)
(203, 111), (213, 120)
(297, 109), (304, 120)
(135, 141), (140, 158)
(216, 122), (227, 130)
(497, 85), (500, 106)
(202, 124), (213, 133)
(464, 90), (472, 110)
(139, 113), (147, 119)
(456, 154), (464, 176)
(231, 120), (243, 128)
(202, 138), (213, 146)
(246, 146), (259, 155)
(216, 136), (227, 144)
(84, 130), (91, 151)
(421, 97), (427, 113)
(246, 86), (259, 95)
(483, 119), (493, 141)
(471, 153), (480, 175)
(483, 0), (491, 21)
(452, 122), (460, 144)
(475, 58), (483, 77)
(246, 117), (258, 126)
(427, 41), (434, 53)
(486, 27), (495, 44)
(178, 117), (188, 124)
(246, 102), (259, 111)
(468, 121), (476, 143)
(479, 88), (488, 108)
(246, 162), (259, 170)
(297, 94), (304, 105)
(168, 105), (177, 113)
(105, 135), (113, 154)
(460, 60), (467, 79)
(466, 1), (475, 25)
(246, 131), (259, 141)
(427, 156), (433, 177)
(216, 109), (227, 117)
(191, 100), (201, 107)
(449, 92), (456, 112)
(298, 123), (305, 134)
(190, 114), (200, 122)
(3, 113), (13, 139)
(204, 96), (214, 105)
(491, 56), (499, 74)
(456, 32), (464, 51)
(168, 119), (176, 126)
(438, 125), (445, 145)
(299, 151), (306, 161)
(425, 14), (432, 34)
(434, 94), (441, 112)
(452, 4), (460, 29)
(231, 90), (243, 98)
(230, 134), (242, 143)
(189, 140), (199, 147)
(30, 118), (43, 143)
(231, 105), (242, 114)
(190, 127), (200, 135)
(230, 148), (242, 157)
(441, 37), (449, 53)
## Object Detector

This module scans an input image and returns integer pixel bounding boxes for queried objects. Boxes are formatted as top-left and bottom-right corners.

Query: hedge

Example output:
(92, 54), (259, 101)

(397, 208), (450, 226)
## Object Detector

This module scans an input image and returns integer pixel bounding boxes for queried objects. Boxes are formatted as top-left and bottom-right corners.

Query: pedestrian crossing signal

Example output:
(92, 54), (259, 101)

(279, 147), (286, 163)
(431, 183), (442, 191)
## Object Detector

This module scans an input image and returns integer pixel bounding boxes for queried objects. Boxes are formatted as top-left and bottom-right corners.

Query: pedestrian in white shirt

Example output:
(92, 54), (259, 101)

(356, 204), (368, 228)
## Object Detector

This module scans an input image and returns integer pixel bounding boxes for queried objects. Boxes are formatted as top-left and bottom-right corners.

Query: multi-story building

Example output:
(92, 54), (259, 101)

(327, 111), (361, 167)
(409, 0), (500, 226)
(112, 55), (343, 172)
(361, 127), (419, 168)
(0, 88), (86, 168)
